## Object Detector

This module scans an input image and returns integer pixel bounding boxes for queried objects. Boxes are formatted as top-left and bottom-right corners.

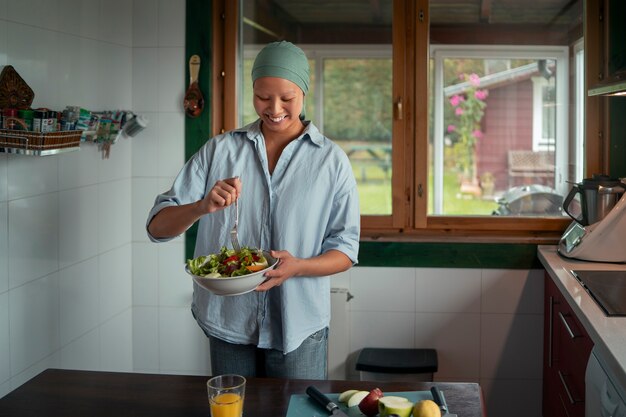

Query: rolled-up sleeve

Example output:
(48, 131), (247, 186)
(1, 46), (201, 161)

(146, 153), (208, 243)
(322, 184), (360, 264)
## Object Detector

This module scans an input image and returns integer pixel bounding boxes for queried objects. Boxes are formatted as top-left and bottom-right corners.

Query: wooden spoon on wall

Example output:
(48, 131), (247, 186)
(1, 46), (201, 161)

(183, 55), (204, 118)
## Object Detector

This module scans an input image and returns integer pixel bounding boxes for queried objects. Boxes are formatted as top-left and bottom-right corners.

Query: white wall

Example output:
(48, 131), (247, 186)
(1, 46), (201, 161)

(332, 267), (544, 417)
(129, 0), (210, 376)
(0, 0), (134, 398)
(0, 2), (544, 417)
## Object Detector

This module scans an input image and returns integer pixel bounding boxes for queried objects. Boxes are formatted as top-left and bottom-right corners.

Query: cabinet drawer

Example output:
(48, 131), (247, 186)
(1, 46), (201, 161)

(556, 304), (594, 366)
(556, 303), (593, 389)
(544, 274), (594, 417)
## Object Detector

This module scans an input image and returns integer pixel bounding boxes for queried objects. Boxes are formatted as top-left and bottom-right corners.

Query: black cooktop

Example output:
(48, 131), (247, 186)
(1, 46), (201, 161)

(571, 270), (626, 317)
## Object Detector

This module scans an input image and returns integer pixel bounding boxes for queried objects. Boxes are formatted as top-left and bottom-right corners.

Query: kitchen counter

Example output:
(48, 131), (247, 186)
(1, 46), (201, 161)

(0, 368), (485, 417)
(538, 245), (626, 391)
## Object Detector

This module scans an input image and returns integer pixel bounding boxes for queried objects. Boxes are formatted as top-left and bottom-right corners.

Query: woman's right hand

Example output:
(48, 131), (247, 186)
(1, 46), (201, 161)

(201, 177), (242, 214)
(148, 177), (241, 239)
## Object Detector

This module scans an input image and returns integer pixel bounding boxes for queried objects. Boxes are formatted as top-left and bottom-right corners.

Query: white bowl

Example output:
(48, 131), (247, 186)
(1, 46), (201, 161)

(185, 250), (278, 296)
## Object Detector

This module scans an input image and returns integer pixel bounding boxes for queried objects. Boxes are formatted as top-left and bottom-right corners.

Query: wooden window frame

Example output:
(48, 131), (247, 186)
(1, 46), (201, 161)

(212, 0), (604, 244)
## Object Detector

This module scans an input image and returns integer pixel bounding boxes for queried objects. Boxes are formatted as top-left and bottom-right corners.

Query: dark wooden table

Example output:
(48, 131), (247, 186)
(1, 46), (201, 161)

(0, 369), (485, 417)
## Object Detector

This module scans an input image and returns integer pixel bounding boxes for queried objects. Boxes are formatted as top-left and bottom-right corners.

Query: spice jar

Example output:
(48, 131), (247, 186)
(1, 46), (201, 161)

(18, 109), (34, 130)
(33, 109), (48, 132)
(61, 109), (76, 130)
(3, 108), (18, 129)
(45, 111), (57, 132)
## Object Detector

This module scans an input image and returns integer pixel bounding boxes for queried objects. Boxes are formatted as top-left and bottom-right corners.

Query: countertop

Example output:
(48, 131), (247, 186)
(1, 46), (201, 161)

(0, 368), (486, 417)
(538, 245), (626, 391)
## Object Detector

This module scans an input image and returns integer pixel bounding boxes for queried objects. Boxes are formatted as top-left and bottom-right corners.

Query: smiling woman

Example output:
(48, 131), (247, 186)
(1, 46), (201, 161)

(154, 33), (360, 380)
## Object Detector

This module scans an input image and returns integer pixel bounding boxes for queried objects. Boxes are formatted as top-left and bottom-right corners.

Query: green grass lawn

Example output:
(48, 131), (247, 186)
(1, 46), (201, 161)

(352, 163), (499, 216)
(435, 171), (499, 215)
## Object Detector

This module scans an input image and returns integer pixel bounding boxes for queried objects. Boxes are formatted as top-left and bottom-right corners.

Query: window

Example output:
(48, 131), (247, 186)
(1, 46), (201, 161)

(574, 39), (585, 182)
(214, 0), (589, 241)
(430, 47), (568, 215)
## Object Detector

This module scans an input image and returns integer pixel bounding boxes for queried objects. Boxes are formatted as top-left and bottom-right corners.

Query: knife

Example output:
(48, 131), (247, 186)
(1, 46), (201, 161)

(306, 385), (350, 417)
(430, 386), (458, 417)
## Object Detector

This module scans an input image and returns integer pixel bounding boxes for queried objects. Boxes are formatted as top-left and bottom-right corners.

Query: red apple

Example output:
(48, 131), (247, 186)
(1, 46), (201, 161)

(358, 387), (384, 417)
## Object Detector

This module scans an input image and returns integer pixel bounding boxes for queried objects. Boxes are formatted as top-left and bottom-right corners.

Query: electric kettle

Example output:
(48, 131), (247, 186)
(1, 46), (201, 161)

(562, 174), (626, 226)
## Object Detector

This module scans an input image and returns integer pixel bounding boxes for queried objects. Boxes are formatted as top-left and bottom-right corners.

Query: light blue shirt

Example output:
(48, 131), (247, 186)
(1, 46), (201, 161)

(147, 120), (360, 353)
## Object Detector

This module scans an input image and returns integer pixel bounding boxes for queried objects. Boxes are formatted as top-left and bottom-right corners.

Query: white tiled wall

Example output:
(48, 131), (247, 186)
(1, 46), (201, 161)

(333, 267), (544, 417)
(129, 0), (208, 377)
(0, 1), (544, 417)
(0, 0), (135, 398)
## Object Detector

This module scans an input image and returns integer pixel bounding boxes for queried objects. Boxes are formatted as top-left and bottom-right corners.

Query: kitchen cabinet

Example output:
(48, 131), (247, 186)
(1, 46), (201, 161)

(543, 273), (594, 417)
(588, 0), (626, 96)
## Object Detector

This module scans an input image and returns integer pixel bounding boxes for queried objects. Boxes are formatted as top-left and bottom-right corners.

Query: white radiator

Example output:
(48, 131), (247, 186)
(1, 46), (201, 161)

(328, 287), (352, 380)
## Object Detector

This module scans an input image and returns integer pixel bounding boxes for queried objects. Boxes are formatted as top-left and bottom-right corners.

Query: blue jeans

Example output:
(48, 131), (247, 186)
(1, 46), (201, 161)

(208, 328), (328, 379)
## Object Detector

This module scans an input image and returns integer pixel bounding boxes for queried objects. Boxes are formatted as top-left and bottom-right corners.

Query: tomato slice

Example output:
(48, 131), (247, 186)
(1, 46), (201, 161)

(222, 255), (238, 264)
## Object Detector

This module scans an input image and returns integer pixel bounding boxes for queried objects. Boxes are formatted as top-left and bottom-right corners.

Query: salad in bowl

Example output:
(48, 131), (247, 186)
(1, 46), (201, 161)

(185, 246), (278, 296)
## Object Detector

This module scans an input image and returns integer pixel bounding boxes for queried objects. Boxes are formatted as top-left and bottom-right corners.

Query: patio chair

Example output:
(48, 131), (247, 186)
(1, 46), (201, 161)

(507, 150), (555, 188)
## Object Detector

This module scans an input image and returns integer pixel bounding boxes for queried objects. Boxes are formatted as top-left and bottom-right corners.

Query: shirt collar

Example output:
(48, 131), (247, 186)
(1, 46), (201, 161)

(236, 119), (325, 148)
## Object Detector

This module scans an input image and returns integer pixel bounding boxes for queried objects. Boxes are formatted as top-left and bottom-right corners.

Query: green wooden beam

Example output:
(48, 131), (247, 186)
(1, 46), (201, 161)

(358, 242), (542, 269)
(185, 0), (213, 261)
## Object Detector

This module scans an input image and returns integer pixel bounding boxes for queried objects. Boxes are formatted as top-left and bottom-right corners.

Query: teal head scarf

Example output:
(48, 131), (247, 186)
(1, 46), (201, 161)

(251, 41), (310, 120)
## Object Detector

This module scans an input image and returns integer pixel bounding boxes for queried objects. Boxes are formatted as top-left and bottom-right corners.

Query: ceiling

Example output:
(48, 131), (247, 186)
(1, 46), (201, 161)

(243, 0), (583, 44)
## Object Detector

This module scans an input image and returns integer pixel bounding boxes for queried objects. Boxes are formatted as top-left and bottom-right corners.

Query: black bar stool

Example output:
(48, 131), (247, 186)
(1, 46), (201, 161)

(355, 348), (438, 382)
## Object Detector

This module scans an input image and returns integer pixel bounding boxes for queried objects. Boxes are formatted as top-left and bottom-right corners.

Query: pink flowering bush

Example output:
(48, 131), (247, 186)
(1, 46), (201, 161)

(447, 73), (488, 182)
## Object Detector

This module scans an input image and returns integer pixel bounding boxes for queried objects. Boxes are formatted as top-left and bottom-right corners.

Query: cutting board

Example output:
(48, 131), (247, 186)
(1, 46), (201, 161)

(286, 391), (433, 417)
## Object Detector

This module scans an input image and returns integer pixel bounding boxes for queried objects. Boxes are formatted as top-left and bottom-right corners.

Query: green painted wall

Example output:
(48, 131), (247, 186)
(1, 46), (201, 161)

(358, 242), (541, 269)
(184, 0), (213, 260)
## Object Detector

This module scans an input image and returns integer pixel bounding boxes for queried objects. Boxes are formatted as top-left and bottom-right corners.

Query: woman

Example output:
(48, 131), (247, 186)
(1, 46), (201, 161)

(146, 41), (360, 379)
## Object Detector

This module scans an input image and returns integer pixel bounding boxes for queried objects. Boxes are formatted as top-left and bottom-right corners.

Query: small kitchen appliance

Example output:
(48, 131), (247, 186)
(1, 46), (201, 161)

(558, 175), (626, 262)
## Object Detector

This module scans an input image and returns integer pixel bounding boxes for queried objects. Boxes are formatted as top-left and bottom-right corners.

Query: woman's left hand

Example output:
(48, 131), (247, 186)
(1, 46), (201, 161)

(256, 250), (300, 291)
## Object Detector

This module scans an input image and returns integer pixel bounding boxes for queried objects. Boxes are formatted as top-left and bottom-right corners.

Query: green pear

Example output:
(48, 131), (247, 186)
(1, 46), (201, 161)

(338, 389), (359, 404)
(378, 396), (414, 417)
(347, 391), (369, 408)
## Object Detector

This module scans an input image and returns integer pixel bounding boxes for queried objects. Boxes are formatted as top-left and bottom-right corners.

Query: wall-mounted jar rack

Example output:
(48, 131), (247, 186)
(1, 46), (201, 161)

(0, 126), (81, 156)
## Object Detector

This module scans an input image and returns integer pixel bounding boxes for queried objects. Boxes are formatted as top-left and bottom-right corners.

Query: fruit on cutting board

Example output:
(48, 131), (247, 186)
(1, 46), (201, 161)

(378, 396), (415, 417)
(347, 390), (370, 408)
(358, 388), (384, 417)
(413, 399), (442, 417)
(338, 389), (359, 403)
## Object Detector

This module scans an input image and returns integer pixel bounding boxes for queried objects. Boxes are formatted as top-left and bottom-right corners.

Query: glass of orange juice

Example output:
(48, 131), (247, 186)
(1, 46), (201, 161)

(207, 374), (246, 417)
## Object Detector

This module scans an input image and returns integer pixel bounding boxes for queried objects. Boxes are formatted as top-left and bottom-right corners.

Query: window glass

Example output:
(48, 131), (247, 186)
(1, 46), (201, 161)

(428, 0), (583, 218)
(241, 1), (393, 216)
(429, 52), (566, 216)
(574, 40), (585, 182)
(323, 57), (392, 215)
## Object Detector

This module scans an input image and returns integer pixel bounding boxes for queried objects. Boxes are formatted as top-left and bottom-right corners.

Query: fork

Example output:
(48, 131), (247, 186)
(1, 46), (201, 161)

(230, 180), (241, 253)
